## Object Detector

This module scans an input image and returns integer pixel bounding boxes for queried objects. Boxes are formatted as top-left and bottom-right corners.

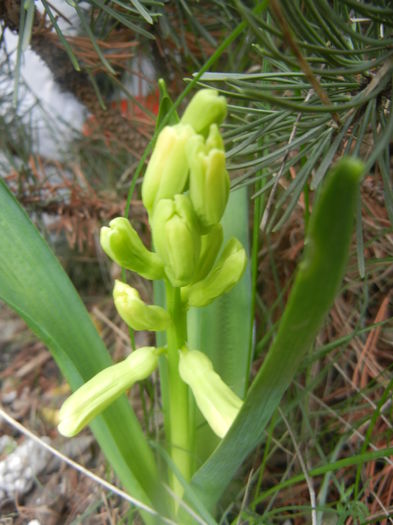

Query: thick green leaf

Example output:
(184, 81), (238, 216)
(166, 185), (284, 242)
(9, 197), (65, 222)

(188, 187), (252, 396)
(189, 157), (364, 510)
(0, 180), (166, 520)
(188, 187), (252, 462)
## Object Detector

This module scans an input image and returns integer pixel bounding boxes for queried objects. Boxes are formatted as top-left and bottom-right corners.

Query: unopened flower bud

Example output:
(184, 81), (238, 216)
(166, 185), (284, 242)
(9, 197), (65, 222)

(193, 224), (223, 283)
(152, 194), (201, 287)
(141, 123), (195, 215)
(187, 125), (230, 231)
(113, 280), (170, 331)
(179, 349), (242, 438)
(100, 217), (164, 280)
(182, 238), (247, 307)
(205, 121), (225, 151)
(181, 89), (227, 137)
(58, 347), (158, 437)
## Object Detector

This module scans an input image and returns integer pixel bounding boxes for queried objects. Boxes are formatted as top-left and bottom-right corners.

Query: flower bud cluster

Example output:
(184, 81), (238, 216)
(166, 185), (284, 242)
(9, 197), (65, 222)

(58, 90), (247, 440)
(100, 89), (247, 313)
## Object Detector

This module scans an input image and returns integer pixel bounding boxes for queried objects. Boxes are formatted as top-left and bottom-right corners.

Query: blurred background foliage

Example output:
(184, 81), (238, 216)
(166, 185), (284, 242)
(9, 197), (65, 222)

(0, 0), (393, 233)
(1, 1), (393, 523)
(1, 1), (392, 255)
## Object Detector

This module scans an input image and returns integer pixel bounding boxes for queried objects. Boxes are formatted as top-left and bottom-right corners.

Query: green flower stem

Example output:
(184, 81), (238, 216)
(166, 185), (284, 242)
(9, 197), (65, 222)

(164, 280), (193, 499)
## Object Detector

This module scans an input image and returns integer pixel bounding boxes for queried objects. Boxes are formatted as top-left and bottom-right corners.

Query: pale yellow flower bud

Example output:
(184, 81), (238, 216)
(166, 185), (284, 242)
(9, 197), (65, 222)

(182, 237), (247, 307)
(113, 280), (170, 331)
(181, 89), (227, 137)
(100, 217), (164, 280)
(141, 123), (195, 215)
(178, 349), (242, 438)
(187, 125), (230, 231)
(193, 224), (223, 283)
(152, 194), (201, 287)
(58, 347), (158, 437)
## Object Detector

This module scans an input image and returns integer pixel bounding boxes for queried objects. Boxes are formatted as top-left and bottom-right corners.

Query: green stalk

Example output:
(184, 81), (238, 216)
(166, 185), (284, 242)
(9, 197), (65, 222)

(164, 281), (193, 499)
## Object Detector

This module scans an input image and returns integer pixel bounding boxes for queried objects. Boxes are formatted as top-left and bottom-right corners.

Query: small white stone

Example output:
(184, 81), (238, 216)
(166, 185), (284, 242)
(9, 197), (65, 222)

(4, 472), (16, 485)
(14, 477), (33, 494)
(2, 390), (17, 403)
(0, 435), (15, 454)
(8, 454), (22, 472)
(0, 437), (52, 499)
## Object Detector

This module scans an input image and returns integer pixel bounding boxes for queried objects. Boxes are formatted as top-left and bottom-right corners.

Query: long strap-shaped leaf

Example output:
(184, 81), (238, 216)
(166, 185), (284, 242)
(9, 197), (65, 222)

(188, 187), (252, 463)
(189, 187), (252, 398)
(0, 180), (165, 520)
(189, 157), (364, 510)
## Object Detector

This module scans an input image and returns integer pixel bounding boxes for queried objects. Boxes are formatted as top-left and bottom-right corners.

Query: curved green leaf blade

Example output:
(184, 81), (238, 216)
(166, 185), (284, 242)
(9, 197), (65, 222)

(188, 187), (252, 398)
(188, 187), (252, 462)
(0, 180), (165, 518)
(189, 157), (364, 510)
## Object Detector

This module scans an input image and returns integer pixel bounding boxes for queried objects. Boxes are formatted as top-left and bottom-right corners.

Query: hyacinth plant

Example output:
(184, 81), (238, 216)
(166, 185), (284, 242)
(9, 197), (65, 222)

(54, 88), (364, 519)
(58, 89), (248, 500)
(0, 86), (365, 523)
